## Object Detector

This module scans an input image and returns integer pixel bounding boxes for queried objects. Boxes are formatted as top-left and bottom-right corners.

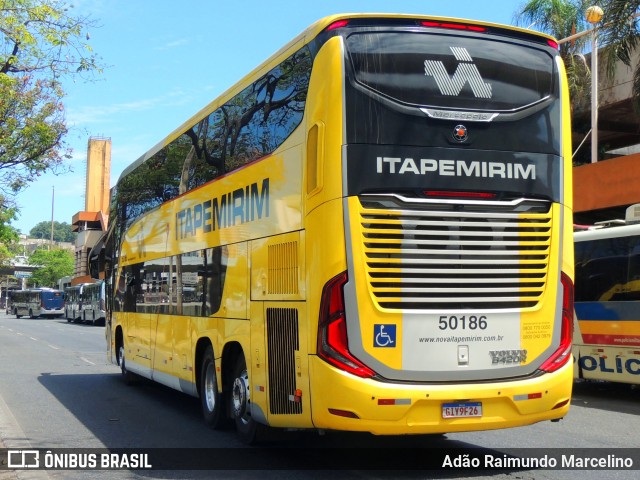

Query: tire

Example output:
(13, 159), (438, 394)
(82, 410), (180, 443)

(200, 346), (226, 429)
(118, 343), (137, 385)
(229, 354), (269, 444)
(29, 309), (35, 319)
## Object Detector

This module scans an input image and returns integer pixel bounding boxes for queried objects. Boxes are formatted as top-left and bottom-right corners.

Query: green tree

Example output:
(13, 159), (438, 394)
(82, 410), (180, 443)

(0, 0), (102, 198)
(29, 220), (76, 243)
(28, 247), (73, 287)
(596, 1), (640, 111)
(0, 195), (19, 266)
(514, 0), (592, 109)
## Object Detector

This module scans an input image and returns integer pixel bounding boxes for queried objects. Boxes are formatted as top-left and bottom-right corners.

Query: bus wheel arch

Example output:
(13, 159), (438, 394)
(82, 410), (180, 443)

(115, 326), (135, 384)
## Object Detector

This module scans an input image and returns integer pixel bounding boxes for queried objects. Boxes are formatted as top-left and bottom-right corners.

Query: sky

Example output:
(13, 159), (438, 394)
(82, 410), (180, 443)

(12, 0), (530, 234)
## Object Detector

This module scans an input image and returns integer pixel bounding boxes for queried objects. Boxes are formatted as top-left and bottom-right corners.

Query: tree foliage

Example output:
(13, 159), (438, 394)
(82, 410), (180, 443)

(596, 1), (640, 112)
(28, 247), (73, 287)
(515, 1), (640, 113)
(29, 220), (76, 243)
(514, 0), (592, 109)
(0, 195), (19, 266)
(0, 0), (102, 198)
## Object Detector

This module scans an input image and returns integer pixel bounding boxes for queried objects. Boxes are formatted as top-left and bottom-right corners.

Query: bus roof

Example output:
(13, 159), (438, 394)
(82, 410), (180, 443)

(117, 13), (557, 185)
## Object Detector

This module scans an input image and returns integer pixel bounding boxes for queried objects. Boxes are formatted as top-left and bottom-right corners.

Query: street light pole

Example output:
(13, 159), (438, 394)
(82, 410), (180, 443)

(591, 29), (598, 163)
(586, 5), (604, 163)
(50, 186), (54, 249)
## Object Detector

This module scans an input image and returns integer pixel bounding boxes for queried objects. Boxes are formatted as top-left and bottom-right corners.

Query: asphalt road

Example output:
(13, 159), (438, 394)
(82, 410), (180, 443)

(0, 312), (639, 480)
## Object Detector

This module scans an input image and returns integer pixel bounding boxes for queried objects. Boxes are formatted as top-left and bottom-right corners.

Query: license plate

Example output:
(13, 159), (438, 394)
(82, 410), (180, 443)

(442, 402), (482, 418)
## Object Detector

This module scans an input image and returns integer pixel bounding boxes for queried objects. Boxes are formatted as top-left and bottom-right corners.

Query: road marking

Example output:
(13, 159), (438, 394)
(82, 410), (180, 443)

(30, 337), (38, 341)
(48, 344), (60, 350)
(80, 357), (96, 365)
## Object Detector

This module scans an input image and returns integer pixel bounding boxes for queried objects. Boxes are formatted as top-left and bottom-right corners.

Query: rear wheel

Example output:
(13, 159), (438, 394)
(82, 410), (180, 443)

(230, 354), (269, 444)
(117, 343), (136, 385)
(200, 346), (226, 429)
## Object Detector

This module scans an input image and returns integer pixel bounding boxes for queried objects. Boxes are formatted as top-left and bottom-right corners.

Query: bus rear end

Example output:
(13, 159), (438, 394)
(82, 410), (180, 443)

(305, 15), (573, 434)
(40, 289), (65, 318)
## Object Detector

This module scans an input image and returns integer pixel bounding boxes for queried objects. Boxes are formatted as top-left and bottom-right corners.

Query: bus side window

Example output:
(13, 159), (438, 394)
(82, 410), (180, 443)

(203, 246), (228, 316)
(123, 264), (143, 313)
(114, 269), (126, 312)
(626, 237), (640, 299)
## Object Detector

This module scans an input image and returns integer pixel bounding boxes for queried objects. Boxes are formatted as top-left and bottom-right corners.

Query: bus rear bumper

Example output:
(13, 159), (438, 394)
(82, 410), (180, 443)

(308, 356), (573, 435)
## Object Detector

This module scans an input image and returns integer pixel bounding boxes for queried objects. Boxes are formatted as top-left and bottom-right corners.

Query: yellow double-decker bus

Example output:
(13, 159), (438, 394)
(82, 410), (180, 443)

(104, 13), (574, 443)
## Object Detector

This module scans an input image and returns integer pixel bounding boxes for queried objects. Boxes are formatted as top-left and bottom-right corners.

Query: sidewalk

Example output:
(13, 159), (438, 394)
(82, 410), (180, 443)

(0, 436), (17, 480)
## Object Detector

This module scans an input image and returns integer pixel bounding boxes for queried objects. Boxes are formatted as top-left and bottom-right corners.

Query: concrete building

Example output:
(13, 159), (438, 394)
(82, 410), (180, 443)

(71, 137), (111, 284)
(572, 46), (640, 224)
(17, 234), (74, 256)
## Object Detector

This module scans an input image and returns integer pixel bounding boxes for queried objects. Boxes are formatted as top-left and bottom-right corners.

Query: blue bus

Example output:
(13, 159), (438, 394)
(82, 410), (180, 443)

(10, 288), (64, 318)
(39, 288), (65, 318)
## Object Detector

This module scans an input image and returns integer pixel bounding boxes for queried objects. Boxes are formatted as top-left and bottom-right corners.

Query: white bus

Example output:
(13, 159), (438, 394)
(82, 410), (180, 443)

(81, 281), (106, 325)
(574, 220), (640, 384)
(64, 285), (83, 323)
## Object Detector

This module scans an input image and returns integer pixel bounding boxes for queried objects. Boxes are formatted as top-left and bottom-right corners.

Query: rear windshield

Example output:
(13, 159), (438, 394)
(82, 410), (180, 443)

(346, 32), (554, 112)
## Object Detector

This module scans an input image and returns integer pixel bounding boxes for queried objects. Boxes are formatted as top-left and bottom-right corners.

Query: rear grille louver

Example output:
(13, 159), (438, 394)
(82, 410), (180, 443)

(268, 241), (299, 295)
(266, 308), (302, 415)
(359, 194), (552, 310)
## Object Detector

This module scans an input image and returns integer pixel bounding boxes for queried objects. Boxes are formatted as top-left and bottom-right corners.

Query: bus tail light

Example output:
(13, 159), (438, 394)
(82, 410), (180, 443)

(539, 272), (574, 373)
(425, 190), (497, 199)
(420, 21), (487, 32)
(317, 272), (376, 378)
(328, 408), (359, 418)
(326, 20), (349, 31)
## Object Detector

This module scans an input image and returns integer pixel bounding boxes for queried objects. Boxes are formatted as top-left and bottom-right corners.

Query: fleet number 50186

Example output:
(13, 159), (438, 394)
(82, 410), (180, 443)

(438, 315), (488, 331)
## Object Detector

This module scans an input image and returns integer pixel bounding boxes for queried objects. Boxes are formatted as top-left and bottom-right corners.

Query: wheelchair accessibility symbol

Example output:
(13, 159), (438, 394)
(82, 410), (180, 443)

(374, 324), (396, 348)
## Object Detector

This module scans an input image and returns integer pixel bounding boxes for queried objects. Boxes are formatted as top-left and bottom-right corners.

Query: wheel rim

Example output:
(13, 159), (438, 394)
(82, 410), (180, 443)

(204, 363), (217, 413)
(232, 369), (250, 424)
(119, 346), (126, 373)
